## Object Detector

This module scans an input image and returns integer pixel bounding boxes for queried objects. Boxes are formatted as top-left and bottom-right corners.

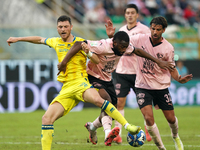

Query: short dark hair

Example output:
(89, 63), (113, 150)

(113, 31), (129, 44)
(150, 16), (168, 29)
(124, 4), (139, 13)
(57, 15), (72, 25)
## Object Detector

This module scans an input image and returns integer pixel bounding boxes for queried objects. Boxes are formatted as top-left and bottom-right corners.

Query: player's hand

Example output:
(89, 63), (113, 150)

(57, 62), (66, 75)
(178, 74), (193, 83)
(7, 37), (18, 46)
(81, 42), (89, 54)
(105, 20), (116, 38)
(157, 60), (175, 71)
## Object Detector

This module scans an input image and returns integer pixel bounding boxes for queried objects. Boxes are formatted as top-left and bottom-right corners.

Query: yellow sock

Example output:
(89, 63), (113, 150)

(41, 125), (54, 150)
(101, 100), (128, 126)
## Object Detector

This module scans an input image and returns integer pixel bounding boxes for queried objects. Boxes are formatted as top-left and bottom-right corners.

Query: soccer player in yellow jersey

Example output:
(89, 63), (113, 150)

(7, 15), (141, 150)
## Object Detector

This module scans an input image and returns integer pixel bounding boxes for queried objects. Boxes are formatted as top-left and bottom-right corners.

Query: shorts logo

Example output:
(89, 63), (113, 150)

(92, 82), (102, 88)
(137, 93), (145, 98)
(115, 89), (120, 95)
(138, 99), (145, 105)
(115, 83), (121, 89)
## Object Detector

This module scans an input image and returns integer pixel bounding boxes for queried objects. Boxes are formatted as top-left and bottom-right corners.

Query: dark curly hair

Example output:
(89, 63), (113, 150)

(150, 16), (168, 29)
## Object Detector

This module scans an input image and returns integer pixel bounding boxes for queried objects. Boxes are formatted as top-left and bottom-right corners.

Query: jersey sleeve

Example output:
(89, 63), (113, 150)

(169, 45), (175, 65)
(86, 40), (107, 54)
(124, 43), (135, 54)
(44, 37), (59, 49)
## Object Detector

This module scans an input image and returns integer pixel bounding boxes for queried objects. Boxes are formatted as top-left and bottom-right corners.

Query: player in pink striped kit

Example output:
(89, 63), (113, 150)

(106, 4), (152, 143)
(58, 30), (175, 146)
(132, 16), (193, 150)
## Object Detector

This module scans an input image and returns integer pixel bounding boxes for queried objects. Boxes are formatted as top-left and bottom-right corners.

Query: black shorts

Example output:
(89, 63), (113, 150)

(135, 88), (174, 110)
(113, 72), (136, 97)
(88, 74), (117, 105)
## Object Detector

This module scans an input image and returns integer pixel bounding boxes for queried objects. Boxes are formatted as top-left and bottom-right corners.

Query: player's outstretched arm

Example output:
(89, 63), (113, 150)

(105, 20), (116, 38)
(170, 68), (193, 83)
(7, 36), (46, 46)
(133, 47), (175, 71)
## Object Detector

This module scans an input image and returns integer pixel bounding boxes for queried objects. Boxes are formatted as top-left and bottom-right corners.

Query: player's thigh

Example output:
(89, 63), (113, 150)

(153, 88), (174, 111)
(43, 102), (65, 124)
(52, 78), (91, 115)
(117, 97), (127, 109)
(106, 83), (118, 106)
(83, 88), (104, 107)
(140, 105), (154, 126)
(115, 73), (136, 97)
(52, 96), (80, 117)
(88, 74), (116, 105)
(135, 88), (153, 109)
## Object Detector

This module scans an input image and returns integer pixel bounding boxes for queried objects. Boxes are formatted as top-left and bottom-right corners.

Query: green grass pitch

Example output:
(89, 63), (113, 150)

(0, 106), (199, 150)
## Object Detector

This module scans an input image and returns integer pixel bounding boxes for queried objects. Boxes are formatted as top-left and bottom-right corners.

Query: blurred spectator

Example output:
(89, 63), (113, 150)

(164, 0), (188, 26)
(176, 60), (189, 77)
(83, 0), (96, 11)
(68, 0), (85, 23)
(183, 4), (197, 26)
(156, 0), (167, 16)
(103, 0), (115, 16)
(195, 4), (200, 23)
(84, 1), (107, 23)
(112, 0), (127, 16)
(179, 0), (188, 10)
(145, 0), (158, 16)
(128, 0), (150, 16)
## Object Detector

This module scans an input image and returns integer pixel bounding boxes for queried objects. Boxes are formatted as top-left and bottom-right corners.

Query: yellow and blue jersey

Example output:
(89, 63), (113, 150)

(45, 36), (87, 82)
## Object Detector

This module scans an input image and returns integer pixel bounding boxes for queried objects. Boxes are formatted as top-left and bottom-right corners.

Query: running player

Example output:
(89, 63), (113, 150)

(130, 16), (192, 150)
(106, 4), (152, 143)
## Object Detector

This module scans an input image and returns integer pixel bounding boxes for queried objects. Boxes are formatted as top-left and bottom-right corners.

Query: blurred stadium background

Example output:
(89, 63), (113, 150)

(0, 0), (200, 113)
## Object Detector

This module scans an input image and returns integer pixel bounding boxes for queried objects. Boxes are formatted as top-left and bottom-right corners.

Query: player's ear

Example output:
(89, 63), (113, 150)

(162, 28), (166, 33)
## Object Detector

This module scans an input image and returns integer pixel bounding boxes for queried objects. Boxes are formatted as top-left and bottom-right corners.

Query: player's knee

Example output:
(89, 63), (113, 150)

(92, 96), (104, 107)
(144, 115), (154, 126)
(98, 89), (111, 102)
(117, 102), (125, 110)
(42, 114), (52, 125)
(167, 116), (176, 124)
(117, 98), (126, 109)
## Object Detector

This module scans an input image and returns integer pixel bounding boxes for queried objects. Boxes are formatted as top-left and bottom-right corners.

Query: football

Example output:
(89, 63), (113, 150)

(127, 129), (146, 147)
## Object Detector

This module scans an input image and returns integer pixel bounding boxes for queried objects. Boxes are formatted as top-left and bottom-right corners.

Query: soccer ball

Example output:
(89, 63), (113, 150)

(127, 129), (146, 147)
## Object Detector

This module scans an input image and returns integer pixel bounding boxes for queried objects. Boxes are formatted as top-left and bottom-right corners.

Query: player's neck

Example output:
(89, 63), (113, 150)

(127, 22), (137, 30)
(150, 37), (163, 45)
(62, 34), (74, 42)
